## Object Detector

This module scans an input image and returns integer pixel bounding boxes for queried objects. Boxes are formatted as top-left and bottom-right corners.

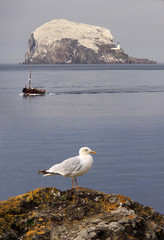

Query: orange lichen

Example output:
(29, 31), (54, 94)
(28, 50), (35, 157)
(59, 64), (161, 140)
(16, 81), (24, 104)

(0, 187), (164, 239)
(0, 187), (59, 238)
(25, 218), (52, 239)
(128, 214), (135, 219)
(127, 235), (135, 239)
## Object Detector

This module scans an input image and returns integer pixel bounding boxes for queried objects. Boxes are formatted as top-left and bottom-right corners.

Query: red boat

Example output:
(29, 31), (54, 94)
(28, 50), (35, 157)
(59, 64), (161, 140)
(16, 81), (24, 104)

(22, 71), (46, 95)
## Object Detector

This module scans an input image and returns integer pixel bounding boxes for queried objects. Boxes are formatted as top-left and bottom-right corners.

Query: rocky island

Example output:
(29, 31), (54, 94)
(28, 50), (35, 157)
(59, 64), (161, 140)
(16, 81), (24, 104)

(24, 19), (155, 64)
(0, 187), (163, 239)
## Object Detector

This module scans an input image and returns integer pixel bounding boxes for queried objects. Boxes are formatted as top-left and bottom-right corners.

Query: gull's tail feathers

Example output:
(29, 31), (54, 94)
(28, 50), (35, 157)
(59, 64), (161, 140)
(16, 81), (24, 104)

(38, 170), (60, 177)
(38, 170), (48, 174)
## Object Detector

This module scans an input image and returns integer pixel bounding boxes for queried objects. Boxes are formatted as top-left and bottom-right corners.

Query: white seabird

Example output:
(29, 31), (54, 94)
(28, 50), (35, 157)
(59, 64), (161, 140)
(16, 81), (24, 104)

(38, 147), (96, 188)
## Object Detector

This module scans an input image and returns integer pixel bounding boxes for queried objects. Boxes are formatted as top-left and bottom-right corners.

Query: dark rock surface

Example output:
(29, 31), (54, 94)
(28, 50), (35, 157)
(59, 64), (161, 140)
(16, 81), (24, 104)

(0, 187), (163, 239)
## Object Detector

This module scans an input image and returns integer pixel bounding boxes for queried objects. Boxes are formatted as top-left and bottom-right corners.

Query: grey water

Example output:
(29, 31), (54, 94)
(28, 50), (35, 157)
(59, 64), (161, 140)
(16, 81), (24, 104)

(0, 64), (164, 214)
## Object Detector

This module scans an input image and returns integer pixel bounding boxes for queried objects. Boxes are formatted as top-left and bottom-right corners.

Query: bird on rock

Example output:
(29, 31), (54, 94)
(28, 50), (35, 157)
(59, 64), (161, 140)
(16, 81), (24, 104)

(38, 147), (96, 188)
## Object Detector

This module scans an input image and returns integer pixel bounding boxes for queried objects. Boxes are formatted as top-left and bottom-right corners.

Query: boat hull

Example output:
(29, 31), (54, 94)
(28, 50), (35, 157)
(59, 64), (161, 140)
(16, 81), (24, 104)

(22, 88), (46, 95)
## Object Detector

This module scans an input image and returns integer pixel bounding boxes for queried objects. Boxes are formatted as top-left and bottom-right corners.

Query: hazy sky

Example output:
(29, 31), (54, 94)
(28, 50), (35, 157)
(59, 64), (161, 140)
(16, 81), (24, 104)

(0, 0), (164, 63)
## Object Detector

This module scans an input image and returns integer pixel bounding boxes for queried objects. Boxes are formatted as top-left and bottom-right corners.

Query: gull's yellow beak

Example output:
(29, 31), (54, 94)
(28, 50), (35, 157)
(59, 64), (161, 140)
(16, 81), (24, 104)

(90, 150), (96, 154)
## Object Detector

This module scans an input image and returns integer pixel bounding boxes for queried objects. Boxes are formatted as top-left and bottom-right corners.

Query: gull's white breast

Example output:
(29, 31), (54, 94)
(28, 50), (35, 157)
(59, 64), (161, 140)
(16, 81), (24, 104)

(70, 155), (93, 177)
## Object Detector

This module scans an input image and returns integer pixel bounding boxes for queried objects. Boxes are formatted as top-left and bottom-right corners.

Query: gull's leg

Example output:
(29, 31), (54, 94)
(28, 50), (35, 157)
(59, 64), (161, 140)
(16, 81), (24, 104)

(75, 177), (79, 188)
(71, 177), (75, 188)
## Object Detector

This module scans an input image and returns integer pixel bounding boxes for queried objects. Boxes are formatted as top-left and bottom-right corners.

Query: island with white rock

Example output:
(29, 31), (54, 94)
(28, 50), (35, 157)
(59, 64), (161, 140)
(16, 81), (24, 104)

(24, 19), (155, 64)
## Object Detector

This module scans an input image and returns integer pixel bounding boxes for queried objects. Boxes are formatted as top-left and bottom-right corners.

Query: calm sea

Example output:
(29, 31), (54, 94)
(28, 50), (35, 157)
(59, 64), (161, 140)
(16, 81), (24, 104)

(0, 64), (164, 214)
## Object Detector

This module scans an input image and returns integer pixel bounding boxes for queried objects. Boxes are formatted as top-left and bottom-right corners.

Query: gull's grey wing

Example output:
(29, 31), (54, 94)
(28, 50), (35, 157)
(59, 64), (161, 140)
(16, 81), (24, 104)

(49, 156), (82, 176)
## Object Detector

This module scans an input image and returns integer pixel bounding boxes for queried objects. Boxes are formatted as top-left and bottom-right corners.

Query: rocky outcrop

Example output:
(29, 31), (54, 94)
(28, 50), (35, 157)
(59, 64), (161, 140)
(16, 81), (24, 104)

(24, 19), (155, 64)
(0, 187), (164, 239)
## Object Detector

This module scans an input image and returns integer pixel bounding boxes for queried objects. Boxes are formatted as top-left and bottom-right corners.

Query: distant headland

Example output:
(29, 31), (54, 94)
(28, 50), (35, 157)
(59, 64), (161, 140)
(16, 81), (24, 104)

(24, 19), (156, 64)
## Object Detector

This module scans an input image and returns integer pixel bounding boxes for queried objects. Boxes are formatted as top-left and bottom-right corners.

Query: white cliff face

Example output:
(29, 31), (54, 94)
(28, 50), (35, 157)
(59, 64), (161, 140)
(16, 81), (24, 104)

(25, 19), (153, 64)
(25, 19), (120, 64)
(33, 19), (114, 53)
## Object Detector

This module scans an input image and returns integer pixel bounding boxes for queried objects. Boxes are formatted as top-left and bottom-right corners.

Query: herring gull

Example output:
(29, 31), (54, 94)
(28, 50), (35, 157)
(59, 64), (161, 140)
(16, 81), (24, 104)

(38, 147), (96, 188)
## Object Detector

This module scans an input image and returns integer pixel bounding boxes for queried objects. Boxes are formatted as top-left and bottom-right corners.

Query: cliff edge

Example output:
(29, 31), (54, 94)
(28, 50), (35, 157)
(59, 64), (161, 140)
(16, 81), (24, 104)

(0, 187), (164, 240)
(24, 19), (155, 64)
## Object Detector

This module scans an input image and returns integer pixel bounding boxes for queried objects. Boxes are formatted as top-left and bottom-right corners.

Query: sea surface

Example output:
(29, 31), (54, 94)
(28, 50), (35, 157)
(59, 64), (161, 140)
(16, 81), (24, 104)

(0, 63), (164, 214)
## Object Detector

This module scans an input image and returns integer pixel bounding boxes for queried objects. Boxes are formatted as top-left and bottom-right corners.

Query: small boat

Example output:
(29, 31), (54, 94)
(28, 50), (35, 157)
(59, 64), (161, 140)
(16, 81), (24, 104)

(22, 71), (46, 96)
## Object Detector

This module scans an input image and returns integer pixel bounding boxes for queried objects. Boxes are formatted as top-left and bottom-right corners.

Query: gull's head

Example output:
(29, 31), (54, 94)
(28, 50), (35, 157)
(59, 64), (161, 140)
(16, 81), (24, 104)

(79, 147), (96, 156)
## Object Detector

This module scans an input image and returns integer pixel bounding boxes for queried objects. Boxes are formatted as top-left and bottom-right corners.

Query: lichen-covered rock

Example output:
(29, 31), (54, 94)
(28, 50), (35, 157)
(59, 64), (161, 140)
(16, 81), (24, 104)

(24, 19), (155, 64)
(0, 187), (163, 239)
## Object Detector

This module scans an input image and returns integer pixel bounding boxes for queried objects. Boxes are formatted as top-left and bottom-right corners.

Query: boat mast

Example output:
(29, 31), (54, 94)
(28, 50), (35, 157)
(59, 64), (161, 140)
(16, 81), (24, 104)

(29, 70), (32, 89)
